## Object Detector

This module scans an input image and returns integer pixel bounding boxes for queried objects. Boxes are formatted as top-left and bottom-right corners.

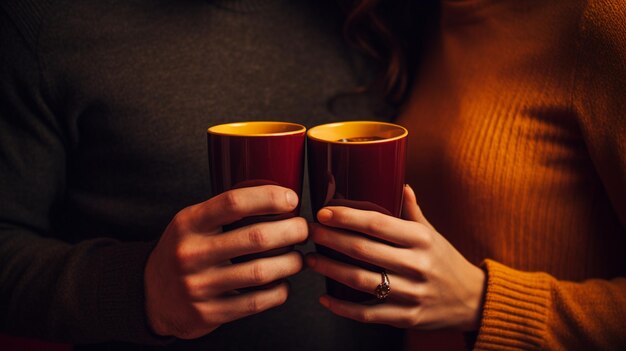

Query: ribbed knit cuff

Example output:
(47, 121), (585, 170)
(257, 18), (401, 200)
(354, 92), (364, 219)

(95, 241), (172, 346)
(474, 260), (552, 351)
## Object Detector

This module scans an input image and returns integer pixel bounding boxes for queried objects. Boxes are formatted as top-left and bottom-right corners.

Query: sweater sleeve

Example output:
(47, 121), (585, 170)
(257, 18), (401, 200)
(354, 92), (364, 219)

(474, 260), (626, 351)
(474, 1), (626, 350)
(0, 6), (166, 345)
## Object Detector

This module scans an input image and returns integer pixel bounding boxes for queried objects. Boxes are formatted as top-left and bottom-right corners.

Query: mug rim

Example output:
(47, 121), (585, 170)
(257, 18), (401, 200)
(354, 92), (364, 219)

(208, 121), (306, 137)
(307, 120), (408, 144)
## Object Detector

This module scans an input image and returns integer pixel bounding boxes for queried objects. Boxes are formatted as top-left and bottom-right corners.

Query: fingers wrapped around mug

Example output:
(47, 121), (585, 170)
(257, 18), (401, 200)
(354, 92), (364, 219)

(310, 207), (435, 279)
(308, 200), (487, 331)
(145, 186), (308, 339)
(305, 252), (425, 305)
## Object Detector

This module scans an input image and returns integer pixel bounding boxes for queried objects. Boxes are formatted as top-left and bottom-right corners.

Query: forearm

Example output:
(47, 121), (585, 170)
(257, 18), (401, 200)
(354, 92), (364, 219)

(0, 228), (161, 344)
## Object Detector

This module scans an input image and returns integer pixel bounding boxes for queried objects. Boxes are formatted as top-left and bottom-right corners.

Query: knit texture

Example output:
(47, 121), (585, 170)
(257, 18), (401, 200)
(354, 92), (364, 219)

(399, 0), (626, 350)
(475, 260), (551, 350)
(0, 0), (399, 350)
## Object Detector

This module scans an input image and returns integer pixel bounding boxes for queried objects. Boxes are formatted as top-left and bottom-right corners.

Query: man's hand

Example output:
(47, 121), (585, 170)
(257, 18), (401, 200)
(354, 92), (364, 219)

(145, 185), (307, 339)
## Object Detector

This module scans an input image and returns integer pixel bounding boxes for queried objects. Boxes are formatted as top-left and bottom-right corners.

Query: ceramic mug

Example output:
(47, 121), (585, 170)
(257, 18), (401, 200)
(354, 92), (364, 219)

(307, 121), (407, 302)
(208, 121), (306, 263)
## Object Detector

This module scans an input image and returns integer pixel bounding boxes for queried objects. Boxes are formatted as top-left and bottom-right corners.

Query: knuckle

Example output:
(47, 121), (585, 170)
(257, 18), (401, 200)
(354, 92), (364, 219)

(180, 277), (198, 296)
(201, 238), (216, 256)
(397, 257), (419, 277)
(223, 191), (242, 213)
(396, 314), (419, 328)
(366, 212), (386, 234)
(251, 263), (268, 284)
(246, 296), (261, 314)
(174, 245), (192, 267)
(173, 245), (187, 263)
(417, 223), (435, 247)
(348, 241), (370, 260)
(357, 309), (373, 324)
(170, 210), (191, 233)
(269, 188), (284, 208)
(418, 256), (433, 274)
(173, 243), (204, 272)
(247, 226), (268, 249)
(347, 271), (369, 289)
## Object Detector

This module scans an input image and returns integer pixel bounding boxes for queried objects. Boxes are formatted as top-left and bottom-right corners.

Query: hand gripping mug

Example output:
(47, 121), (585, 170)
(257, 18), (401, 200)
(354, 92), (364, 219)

(208, 121), (306, 263)
(307, 121), (407, 303)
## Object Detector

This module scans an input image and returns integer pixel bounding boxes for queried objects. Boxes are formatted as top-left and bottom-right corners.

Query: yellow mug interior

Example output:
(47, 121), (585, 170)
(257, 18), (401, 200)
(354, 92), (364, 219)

(208, 121), (306, 136)
(307, 121), (408, 144)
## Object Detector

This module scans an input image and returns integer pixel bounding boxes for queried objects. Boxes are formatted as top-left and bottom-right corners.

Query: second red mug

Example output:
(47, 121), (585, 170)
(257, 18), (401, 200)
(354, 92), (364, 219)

(307, 121), (408, 303)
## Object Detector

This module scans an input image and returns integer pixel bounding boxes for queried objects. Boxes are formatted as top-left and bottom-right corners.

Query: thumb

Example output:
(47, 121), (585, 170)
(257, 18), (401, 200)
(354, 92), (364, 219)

(401, 184), (435, 230)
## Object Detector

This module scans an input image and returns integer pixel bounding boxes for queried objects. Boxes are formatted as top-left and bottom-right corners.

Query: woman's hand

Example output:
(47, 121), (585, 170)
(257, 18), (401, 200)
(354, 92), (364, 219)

(306, 185), (485, 331)
(145, 185), (307, 339)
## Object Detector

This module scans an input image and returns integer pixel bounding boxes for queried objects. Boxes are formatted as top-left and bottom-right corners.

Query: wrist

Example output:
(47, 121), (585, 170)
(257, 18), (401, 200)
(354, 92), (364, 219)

(460, 264), (487, 331)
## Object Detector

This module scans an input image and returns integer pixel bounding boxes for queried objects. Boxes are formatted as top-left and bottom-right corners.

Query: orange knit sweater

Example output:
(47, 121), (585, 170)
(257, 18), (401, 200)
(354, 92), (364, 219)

(397, 0), (626, 350)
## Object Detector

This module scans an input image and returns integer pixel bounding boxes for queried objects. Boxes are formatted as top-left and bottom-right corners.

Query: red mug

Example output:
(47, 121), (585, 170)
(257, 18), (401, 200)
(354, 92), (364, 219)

(307, 121), (407, 303)
(207, 121), (306, 263)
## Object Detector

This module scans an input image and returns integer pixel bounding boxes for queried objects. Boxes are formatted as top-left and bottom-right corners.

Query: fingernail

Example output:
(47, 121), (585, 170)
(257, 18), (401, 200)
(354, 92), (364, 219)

(305, 254), (317, 268)
(319, 296), (330, 308)
(286, 190), (298, 207)
(317, 209), (333, 222)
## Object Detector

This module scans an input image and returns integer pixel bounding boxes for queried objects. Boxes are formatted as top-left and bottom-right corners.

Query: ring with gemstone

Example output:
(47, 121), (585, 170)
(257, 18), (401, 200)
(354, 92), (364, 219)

(375, 271), (391, 300)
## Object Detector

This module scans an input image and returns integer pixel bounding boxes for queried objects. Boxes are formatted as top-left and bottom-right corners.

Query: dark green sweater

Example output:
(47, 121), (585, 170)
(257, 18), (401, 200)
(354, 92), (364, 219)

(0, 0), (401, 349)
